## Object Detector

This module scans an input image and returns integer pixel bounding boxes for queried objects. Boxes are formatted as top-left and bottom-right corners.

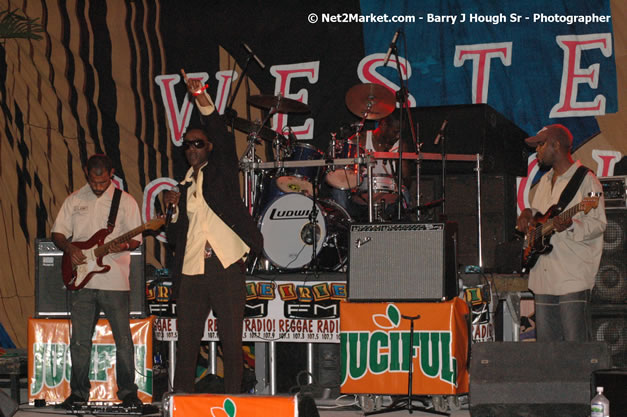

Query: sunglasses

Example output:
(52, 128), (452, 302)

(182, 139), (208, 150)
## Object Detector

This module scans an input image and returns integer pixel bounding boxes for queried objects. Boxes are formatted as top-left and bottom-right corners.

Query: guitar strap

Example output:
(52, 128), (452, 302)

(107, 188), (122, 233)
(555, 165), (590, 213)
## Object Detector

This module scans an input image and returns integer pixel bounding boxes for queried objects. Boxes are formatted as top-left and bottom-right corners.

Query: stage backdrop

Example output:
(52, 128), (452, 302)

(0, 0), (625, 347)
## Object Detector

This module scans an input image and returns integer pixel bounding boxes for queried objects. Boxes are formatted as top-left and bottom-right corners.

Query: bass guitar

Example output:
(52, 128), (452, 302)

(62, 218), (164, 290)
(521, 195), (600, 272)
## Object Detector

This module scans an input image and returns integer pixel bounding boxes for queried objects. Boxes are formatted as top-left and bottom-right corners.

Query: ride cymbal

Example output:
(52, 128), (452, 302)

(248, 94), (310, 114)
(345, 83), (395, 120)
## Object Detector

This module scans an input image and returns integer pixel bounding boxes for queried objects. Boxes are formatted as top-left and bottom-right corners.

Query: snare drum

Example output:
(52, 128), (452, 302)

(258, 193), (351, 270)
(325, 140), (362, 190)
(353, 174), (399, 205)
(275, 143), (324, 195)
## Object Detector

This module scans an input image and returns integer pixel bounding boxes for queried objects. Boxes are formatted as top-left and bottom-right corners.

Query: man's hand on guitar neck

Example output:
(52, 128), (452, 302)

(552, 215), (573, 232)
(108, 239), (141, 254)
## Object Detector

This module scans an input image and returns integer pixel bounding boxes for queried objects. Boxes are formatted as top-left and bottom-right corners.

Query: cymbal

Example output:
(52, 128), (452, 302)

(223, 115), (281, 142)
(345, 83), (395, 120)
(248, 94), (310, 114)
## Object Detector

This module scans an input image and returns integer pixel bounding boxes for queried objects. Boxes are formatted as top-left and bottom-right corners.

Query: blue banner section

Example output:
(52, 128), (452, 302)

(360, 0), (617, 149)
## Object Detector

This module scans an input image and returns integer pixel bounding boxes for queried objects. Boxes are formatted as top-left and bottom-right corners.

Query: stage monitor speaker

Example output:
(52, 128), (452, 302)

(592, 208), (626, 304)
(592, 368), (627, 415)
(469, 342), (610, 417)
(35, 238), (146, 317)
(0, 391), (17, 417)
(348, 222), (457, 301)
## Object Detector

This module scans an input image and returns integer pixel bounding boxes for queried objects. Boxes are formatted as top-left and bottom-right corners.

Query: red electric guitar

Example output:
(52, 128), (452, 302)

(62, 218), (164, 290)
(521, 195), (600, 272)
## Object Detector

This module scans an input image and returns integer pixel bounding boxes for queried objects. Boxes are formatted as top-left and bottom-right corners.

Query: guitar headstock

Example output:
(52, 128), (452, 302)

(145, 218), (166, 231)
(581, 195), (601, 214)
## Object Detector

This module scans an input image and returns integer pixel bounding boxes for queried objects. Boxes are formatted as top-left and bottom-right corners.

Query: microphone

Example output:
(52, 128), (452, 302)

(242, 43), (266, 69)
(165, 185), (180, 226)
(434, 119), (448, 145)
(383, 29), (401, 66)
(286, 127), (298, 147)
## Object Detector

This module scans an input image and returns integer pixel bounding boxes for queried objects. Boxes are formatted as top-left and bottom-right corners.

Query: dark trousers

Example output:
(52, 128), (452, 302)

(534, 290), (592, 342)
(173, 257), (246, 394)
(69, 289), (137, 400)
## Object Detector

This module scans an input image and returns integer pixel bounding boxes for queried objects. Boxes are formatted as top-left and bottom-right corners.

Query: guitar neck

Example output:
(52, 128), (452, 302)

(94, 224), (146, 258)
(544, 202), (583, 234)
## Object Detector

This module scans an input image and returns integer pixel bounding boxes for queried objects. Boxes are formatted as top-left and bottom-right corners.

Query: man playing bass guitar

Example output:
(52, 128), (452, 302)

(51, 154), (143, 409)
(516, 125), (606, 342)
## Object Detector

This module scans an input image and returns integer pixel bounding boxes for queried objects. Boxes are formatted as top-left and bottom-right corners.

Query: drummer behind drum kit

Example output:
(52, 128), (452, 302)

(230, 84), (400, 273)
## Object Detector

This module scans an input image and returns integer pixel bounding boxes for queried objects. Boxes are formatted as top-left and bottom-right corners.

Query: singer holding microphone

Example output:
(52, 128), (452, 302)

(163, 70), (263, 394)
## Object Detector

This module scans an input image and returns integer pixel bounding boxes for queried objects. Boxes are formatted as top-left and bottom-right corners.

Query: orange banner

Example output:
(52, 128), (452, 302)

(340, 298), (470, 395)
(27, 317), (153, 404)
(164, 393), (297, 417)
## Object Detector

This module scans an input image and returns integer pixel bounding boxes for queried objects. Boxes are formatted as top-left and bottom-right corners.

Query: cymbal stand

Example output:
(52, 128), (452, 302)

(239, 106), (277, 214)
(239, 131), (259, 215)
(327, 132), (337, 176)
(306, 172), (322, 274)
(353, 109), (377, 222)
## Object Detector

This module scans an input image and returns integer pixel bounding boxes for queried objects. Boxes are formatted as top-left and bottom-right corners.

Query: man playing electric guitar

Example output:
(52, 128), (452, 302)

(51, 154), (143, 409)
(516, 125), (606, 342)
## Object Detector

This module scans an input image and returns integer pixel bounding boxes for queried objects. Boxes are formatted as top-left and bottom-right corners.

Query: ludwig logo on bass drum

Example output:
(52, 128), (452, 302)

(269, 208), (311, 220)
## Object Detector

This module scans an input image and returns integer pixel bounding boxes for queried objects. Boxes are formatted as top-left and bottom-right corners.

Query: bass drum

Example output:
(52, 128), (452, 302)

(258, 193), (351, 271)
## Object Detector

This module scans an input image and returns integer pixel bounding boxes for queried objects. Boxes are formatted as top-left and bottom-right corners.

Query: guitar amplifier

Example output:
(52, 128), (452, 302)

(348, 222), (458, 301)
(35, 238), (146, 318)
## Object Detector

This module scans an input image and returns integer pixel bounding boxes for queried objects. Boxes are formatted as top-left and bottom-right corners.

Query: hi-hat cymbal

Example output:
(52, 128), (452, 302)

(222, 115), (282, 142)
(248, 94), (310, 114)
(345, 83), (395, 120)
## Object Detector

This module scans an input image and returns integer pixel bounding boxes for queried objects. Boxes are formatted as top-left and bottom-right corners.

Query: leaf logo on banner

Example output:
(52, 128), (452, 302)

(372, 304), (401, 329)
(211, 398), (236, 417)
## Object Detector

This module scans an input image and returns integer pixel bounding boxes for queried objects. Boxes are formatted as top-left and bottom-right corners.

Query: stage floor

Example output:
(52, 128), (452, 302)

(11, 404), (471, 417)
(6, 388), (471, 416)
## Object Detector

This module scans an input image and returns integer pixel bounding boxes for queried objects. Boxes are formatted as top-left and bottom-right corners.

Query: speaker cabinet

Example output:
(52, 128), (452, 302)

(410, 104), (528, 176)
(592, 208), (626, 304)
(417, 174), (517, 270)
(35, 238), (146, 317)
(0, 391), (17, 417)
(469, 342), (610, 417)
(348, 222), (457, 301)
(591, 305), (627, 368)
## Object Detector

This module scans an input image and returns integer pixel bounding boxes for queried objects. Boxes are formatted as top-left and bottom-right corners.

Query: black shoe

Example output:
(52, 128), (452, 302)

(55, 393), (86, 410)
(121, 392), (143, 409)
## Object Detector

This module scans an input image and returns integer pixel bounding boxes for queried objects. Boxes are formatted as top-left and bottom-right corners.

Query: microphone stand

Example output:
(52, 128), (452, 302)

(439, 125), (447, 217)
(224, 47), (254, 119)
(390, 32), (418, 221)
(366, 314), (449, 416)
